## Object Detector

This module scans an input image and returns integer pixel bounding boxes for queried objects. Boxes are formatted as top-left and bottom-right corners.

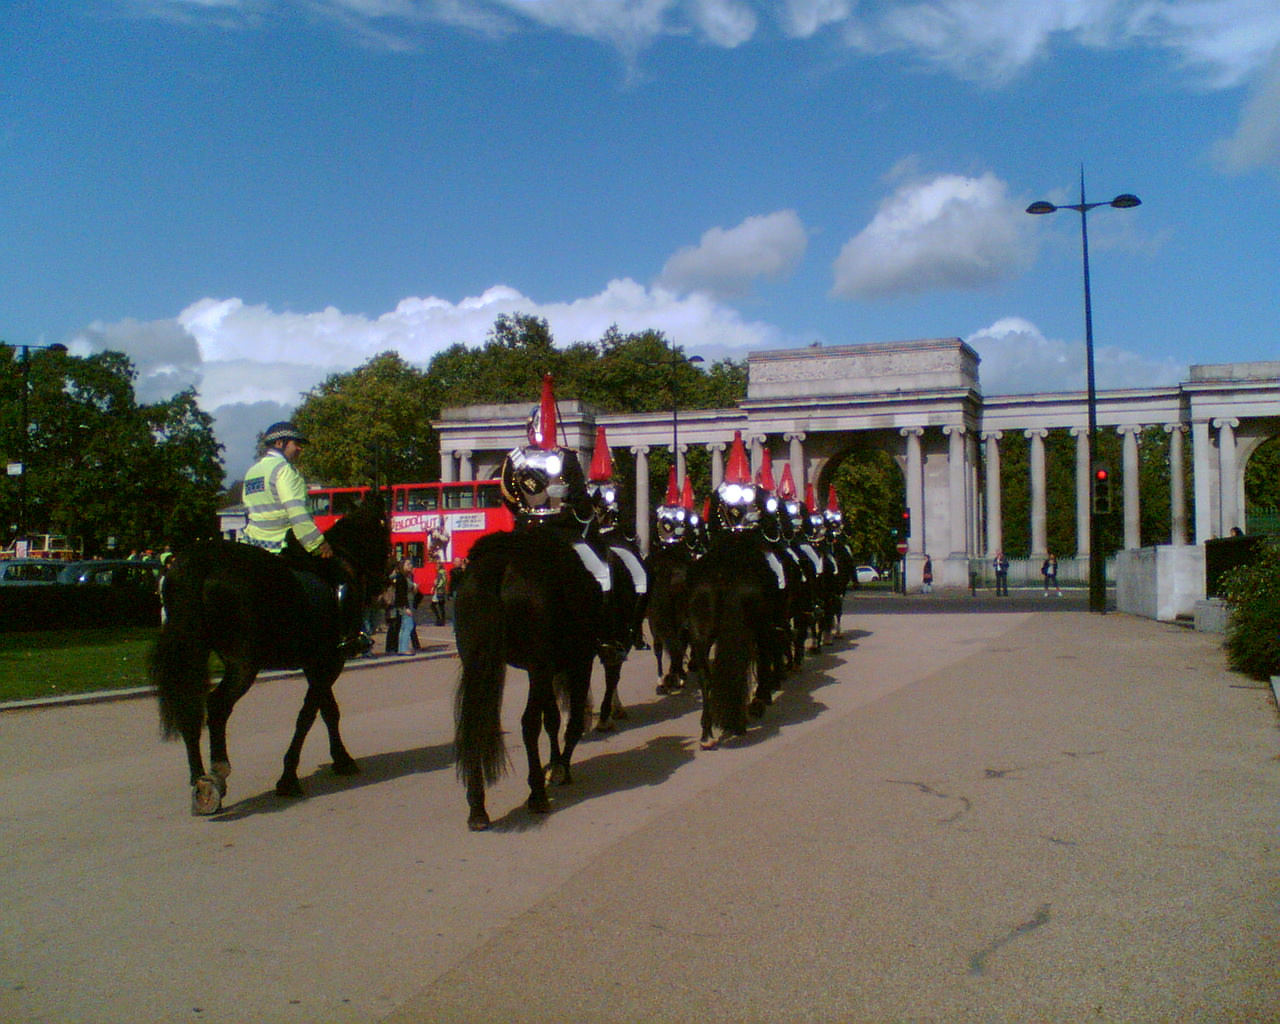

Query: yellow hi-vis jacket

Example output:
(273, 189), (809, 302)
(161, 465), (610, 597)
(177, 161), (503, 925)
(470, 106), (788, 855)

(242, 450), (326, 555)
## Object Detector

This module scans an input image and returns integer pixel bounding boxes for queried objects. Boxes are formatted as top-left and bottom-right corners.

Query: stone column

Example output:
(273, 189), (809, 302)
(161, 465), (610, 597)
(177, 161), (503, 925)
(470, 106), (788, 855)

(785, 432), (806, 496)
(1164, 424), (1188, 546)
(672, 444), (687, 489)
(457, 450), (474, 482)
(901, 428), (924, 556)
(440, 449), (457, 483)
(748, 434), (767, 480)
(982, 431), (1003, 557)
(1070, 427), (1090, 556)
(1119, 425), (1141, 550)
(1214, 417), (1241, 535)
(631, 445), (651, 554)
(1191, 420), (1213, 542)
(1026, 428), (1048, 558)
(709, 442), (726, 490)
(966, 431), (980, 554)
(943, 425), (968, 556)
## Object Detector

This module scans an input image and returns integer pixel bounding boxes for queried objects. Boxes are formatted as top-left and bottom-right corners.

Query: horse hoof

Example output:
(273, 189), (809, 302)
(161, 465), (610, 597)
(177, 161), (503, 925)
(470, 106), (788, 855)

(191, 775), (226, 816)
(748, 698), (767, 719)
(545, 762), (570, 786)
(468, 812), (491, 831)
(332, 758), (361, 777)
(613, 705), (629, 721)
(275, 777), (305, 798)
(594, 720), (617, 733)
(700, 736), (719, 751)
(528, 793), (552, 814)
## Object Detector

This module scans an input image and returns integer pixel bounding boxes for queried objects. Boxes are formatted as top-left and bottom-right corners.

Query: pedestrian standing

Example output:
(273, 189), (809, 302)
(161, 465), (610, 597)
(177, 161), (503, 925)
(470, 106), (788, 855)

(993, 551), (1010, 596)
(1042, 553), (1061, 596)
(921, 555), (933, 594)
(390, 558), (418, 654)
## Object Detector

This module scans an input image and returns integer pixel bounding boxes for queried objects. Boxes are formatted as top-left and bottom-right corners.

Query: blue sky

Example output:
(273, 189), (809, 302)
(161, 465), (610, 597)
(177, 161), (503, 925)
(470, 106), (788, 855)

(4, 0), (1279, 476)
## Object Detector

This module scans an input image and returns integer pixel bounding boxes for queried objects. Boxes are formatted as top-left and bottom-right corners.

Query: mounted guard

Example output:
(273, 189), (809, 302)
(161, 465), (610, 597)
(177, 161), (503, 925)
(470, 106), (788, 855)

(241, 420), (371, 659)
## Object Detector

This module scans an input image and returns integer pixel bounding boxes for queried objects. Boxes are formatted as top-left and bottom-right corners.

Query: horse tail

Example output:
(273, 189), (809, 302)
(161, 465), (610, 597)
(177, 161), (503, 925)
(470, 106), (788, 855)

(149, 555), (211, 741)
(453, 564), (510, 786)
(708, 584), (753, 735)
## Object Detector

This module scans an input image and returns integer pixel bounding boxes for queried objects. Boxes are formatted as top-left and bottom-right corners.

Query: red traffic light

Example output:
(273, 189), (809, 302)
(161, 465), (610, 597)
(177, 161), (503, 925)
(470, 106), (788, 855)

(1095, 468), (1109, 481)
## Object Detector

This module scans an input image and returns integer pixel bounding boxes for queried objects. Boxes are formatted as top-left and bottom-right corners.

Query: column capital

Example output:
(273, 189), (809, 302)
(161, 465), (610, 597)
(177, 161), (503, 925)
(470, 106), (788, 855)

(942, 424), (967, 437)
(899, 426), (924, 438)
(1212, 417), (1240, 431)
(1068, 426), (1088, 438)
(706, 441), (727, 454)
(1163, 423), (1188, 435)
(455, 449), (473, 459)
(784, 431), (807, 443)
(1023, 428), (1048, 440)
(980, 430), (1003, 442)
(1116, 424), (1143, 437)
(629, 444), (650, 458)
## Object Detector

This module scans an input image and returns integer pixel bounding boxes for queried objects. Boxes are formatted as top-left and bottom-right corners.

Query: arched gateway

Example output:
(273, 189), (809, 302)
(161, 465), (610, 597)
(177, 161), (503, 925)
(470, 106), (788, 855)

(434, 339), (1280, 596)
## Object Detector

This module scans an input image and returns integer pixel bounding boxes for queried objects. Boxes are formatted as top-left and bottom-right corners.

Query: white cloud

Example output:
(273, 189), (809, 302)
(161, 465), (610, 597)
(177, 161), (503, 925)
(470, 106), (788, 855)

(73, 280), (783, 474)
(966, 315), (1186, 394)
(831, 172), (1034, 300)
(1212, 43), (1280, 172)
(658, 210), (809, 298)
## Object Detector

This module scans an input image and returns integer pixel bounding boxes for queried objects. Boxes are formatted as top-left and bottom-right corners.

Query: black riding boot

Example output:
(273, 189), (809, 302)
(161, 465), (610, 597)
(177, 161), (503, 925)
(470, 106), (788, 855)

(335, 583), (372, 659)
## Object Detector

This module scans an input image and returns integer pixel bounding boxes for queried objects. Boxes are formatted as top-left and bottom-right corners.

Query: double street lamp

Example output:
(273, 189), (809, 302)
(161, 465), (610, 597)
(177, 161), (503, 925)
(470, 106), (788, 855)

(5, 341), (68, 540)
(1027, 172), (1141, 614)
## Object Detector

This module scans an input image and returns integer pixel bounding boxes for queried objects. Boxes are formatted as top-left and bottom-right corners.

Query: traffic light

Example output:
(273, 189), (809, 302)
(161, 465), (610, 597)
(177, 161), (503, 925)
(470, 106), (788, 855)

(901, 507), (912, 537)
(1093, 466), (1112, 515)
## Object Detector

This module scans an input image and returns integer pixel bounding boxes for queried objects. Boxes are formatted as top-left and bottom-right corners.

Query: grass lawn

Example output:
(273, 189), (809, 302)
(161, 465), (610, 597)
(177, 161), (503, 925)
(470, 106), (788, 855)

(0, 627), (162, 703)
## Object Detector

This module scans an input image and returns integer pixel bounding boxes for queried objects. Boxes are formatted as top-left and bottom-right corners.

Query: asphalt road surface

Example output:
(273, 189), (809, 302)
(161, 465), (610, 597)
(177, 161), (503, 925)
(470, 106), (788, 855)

(2, 593), (1277, 1023)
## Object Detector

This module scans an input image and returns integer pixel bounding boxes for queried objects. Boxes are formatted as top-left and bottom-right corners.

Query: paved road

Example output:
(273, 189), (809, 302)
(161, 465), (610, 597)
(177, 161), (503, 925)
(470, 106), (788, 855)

(1, 598), (1276, 1023)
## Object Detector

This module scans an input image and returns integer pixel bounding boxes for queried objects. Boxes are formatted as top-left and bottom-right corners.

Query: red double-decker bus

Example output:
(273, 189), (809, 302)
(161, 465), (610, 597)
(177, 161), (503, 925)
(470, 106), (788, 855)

(307, 480), (513, 589)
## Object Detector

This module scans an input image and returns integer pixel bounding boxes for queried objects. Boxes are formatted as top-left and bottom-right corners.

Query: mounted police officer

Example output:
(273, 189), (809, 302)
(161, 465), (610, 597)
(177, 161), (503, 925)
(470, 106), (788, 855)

(242, 421), (370, 659)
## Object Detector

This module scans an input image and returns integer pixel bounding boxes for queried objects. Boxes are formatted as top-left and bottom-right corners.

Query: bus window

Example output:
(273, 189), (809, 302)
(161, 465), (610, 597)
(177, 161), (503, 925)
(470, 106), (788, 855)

(405, 487), (439, 512)
(394, 541), (425, 567)
(476, 483), (502, 508)
(444, 486), (475, 509)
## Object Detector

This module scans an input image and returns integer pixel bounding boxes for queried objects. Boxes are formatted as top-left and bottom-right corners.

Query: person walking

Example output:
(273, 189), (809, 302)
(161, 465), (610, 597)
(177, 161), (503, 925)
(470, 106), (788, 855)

(429, 562), (448, 626)
(390, 558), (418, 654)
(993, 551), (1010, 596)
(1042, 553), (1061, 596)
(921, 555), (933, 594)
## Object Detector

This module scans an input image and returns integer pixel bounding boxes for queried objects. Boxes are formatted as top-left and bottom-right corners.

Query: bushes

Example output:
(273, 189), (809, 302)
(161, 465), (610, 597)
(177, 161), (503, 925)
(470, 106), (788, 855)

(1220, 540), (1280, 680)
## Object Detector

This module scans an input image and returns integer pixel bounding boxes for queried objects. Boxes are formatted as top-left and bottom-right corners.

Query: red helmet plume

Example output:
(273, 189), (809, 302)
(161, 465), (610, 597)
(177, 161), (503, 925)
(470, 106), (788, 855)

(681, 475), (695, 511)
(528, 373), (559, 450)
(589, 426), (613, 482)
(777, 463), (797, 501)
(724, 430), (751, 485)
(757, 447), (775, 491)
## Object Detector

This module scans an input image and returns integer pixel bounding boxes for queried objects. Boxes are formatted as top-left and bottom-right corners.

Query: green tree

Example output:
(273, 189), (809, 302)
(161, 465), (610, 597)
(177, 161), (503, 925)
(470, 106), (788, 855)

(1, 346), (225, 553)
(1245, 435), (1280, 510)
(294, 352), (436, 486)
(831, 449), (902, 566)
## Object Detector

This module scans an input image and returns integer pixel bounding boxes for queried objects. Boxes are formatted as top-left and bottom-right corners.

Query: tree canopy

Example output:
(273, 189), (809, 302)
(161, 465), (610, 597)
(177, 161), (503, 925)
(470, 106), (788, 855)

(1, 345), (224, 554)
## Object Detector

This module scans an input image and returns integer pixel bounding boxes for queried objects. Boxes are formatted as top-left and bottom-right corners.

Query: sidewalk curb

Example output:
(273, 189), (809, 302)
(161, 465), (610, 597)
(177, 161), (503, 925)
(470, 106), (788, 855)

(0, 641), (457, 714)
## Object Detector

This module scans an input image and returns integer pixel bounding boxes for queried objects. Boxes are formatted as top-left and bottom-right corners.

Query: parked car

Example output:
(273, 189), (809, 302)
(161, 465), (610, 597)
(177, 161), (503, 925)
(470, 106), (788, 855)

(855, 565), (881, 584)
(0, 559), (62, 585)
(0, 559), (163, 632)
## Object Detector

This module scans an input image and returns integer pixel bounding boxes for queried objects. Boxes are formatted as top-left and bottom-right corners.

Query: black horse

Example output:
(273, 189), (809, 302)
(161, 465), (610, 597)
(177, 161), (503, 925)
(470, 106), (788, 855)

(686, 532), (788, 748)
(151, 496), (389, 815)
(453, 526), (619, 830)
(646, 542), (694, 694)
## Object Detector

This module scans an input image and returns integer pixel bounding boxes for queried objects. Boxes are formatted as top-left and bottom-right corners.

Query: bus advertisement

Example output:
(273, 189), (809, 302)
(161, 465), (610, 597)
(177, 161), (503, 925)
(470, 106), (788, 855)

(307, 480), (514, 590)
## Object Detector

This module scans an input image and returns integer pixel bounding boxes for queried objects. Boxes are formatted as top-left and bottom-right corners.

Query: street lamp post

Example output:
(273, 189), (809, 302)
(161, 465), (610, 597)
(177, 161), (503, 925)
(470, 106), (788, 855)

(1027, 171), (1140, 614)
(6, 341), (68, 541)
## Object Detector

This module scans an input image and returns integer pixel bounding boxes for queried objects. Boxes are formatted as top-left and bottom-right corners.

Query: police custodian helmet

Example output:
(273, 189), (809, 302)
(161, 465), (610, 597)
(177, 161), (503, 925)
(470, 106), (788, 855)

(262, 421), (309, 446)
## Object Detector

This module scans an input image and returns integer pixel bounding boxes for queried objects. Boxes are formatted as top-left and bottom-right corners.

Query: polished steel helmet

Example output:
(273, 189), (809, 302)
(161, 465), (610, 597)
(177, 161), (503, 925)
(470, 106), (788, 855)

(499, 445), (588, 520)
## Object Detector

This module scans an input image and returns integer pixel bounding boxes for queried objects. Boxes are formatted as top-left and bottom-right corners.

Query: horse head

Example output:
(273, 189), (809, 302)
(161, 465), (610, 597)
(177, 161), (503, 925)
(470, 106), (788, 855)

(323, 493), (391, 599)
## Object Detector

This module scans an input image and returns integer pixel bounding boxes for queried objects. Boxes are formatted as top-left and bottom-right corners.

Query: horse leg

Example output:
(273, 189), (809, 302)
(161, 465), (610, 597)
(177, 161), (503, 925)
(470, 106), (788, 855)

(553, 660), (592, 785)
(523, 674), (552, 814)
(317, 684), (360, 777)
(595, 661), (622, 732)
(193, 664), (255, 815)
(465, 763), (490, 831)
(277, 686), (322, 798)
